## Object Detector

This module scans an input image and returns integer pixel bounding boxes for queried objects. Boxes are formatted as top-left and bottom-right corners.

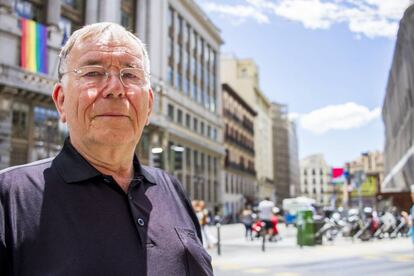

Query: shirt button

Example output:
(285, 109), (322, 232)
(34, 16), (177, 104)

(128, 195), (133, 200)
(103, 178), (110, 183)
(137, 218), (145, 226)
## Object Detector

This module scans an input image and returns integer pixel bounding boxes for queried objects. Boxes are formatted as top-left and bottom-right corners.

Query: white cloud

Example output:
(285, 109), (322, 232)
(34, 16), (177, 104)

(288, 112), (301, 121)
(198, 0), (411, 38)
(200, 2), (269, 25)
(294, 102), (381, 134)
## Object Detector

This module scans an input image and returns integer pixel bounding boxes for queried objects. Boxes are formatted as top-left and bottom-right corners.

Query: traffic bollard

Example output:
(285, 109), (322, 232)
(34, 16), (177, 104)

(262, 229), (266, 252)
(216, 222), (221, 255)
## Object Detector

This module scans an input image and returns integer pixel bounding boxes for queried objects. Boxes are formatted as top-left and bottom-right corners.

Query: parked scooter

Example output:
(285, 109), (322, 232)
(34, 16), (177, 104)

(315, 212), (345, 242)
(373, 211), (397, 239)
(353, 207), (380, 241)
(390, 211), (410, 238)
(342, 209), (362, 238)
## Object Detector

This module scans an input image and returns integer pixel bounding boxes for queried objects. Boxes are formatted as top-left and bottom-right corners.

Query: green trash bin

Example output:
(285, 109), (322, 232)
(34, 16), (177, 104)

(297, 210), (315, 246)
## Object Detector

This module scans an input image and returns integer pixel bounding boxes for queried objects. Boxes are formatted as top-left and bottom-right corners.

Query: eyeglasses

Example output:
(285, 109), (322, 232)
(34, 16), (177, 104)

(61, 65), (149, 88)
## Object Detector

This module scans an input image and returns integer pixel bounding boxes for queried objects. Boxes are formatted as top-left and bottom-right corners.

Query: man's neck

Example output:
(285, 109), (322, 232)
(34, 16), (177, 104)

(71, 138), (136, 192)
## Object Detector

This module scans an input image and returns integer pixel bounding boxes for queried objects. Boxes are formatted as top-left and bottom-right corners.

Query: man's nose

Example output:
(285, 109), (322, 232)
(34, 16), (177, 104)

(102, 73), (125, 98)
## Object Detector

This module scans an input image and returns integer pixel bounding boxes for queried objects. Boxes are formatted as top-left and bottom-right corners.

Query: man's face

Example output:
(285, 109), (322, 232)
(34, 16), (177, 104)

(53, 35), (153, 149)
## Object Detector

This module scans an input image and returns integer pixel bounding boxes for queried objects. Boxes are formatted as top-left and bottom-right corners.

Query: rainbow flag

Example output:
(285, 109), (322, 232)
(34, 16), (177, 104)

(20, 18), (48, 74)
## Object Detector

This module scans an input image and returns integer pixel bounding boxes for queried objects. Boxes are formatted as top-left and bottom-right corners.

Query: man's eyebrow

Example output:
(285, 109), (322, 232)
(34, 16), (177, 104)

(122, 62), (145, 68)
(79, 58), (103, 66)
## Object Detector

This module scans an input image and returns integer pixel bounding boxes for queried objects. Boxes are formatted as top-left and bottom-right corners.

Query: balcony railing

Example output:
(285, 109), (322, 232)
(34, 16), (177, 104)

(0, 63), (56, 97)
(225, 159), (256, 176)
(223, 108), (254, 134)
(224, 133), (255, 155)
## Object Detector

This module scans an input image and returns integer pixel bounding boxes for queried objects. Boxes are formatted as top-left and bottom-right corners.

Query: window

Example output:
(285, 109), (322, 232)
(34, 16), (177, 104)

(200, 122), (204, 135)
(168, 104), (174, 121)
(32, 106), (64, 160)
(62, 0), (81, 9)
(15, 0), (45, 22)
(193, 150), (199, 174)
(192, 31), (197, 51)
(167, 66), (174, 85)
(210, 50), (217, 112)
(240, 68), (248, 78)
(193, 118), (198, 132)
(33, 106), (59, 141)
(121, 0), (136, 31)
(12, 102), (29, 139)
(168, 6), (174, 30)
(207, 125), (211, 139)
(186, 147), (192, 171)
(185, 113), (191, 128)
(60, 0), (85, 35)
(177, 109), (183, 124)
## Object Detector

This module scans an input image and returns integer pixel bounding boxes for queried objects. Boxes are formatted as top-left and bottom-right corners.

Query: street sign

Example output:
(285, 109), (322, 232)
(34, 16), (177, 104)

(353, 170), (366, 189)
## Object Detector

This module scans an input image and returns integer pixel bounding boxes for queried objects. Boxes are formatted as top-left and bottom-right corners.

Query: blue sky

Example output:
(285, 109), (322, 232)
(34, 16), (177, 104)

(197, 0), (410, 166)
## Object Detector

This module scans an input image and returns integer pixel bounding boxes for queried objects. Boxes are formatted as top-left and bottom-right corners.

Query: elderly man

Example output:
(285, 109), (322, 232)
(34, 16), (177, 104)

(0, 23), (213, 276)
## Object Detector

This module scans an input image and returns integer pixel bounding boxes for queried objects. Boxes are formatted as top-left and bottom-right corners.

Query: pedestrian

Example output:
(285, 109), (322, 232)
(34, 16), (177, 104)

(258, 197), (275, 238)
(240, 205), (254, 240)
(269, 207), (281, 242)
(0, 22), (212, 276)
(196, 200), (217, 249)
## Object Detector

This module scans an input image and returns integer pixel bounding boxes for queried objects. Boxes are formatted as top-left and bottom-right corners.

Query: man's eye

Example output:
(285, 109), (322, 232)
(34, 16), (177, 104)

(122, 72), (139, 79)
(83, 71), (104, 77)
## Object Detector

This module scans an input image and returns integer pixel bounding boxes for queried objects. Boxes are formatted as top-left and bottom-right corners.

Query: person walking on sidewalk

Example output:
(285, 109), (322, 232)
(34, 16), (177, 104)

(241, 205), (254, 240)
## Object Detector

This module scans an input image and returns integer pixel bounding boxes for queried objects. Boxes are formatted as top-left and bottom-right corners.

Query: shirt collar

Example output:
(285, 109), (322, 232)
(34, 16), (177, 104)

(54, 137), (156, 185)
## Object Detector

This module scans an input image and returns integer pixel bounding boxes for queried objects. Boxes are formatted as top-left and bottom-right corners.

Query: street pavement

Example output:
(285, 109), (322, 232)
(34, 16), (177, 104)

(206, 223), (414, 276)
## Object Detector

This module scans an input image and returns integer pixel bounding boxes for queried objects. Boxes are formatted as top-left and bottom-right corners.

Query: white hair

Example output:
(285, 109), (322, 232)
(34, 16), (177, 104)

(57, 22), (150, 85)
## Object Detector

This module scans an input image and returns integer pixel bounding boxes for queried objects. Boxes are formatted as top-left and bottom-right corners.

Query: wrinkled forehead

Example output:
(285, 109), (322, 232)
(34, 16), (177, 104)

(68, 33), (144, 67)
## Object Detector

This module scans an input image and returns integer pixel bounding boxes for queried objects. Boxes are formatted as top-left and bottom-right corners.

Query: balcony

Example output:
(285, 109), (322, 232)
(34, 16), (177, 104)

(225, 133), (255, 155)
(225, 159), (256, 176)
(0, 63), (56, 97)
(224, 109), (254, 134)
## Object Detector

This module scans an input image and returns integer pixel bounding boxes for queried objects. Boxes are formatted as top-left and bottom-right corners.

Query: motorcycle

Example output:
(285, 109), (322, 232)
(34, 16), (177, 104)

(315, 212), (345, 242)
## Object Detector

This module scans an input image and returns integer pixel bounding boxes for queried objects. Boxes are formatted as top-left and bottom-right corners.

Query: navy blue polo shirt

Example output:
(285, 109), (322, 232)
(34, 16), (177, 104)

(0, 139), (213, 276)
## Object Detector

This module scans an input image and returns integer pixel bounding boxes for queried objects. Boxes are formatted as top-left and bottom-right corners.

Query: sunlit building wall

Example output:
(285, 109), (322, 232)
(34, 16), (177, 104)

(270, 102), (290, 205)
(220, 56), (275, 201)
(288, 120), (301, 198)
(300, 154), (331, 205)
(222, 83), (257, 220)
(382, 4), (414, 211)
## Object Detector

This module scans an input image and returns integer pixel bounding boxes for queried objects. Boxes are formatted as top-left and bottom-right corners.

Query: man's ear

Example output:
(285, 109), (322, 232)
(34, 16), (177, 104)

(52, 83), (66, 123)
(145, 88), (154, 126)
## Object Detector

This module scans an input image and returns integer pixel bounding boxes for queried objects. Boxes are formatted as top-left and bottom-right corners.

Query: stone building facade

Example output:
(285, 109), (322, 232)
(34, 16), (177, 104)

(288, 120), (300, 198)
(382, 4), (414, 211)
(220, 56), (275, 201)
(222, 83), (256, 219)
(300, 154), (331, 205)
(271, 102), (290, 205)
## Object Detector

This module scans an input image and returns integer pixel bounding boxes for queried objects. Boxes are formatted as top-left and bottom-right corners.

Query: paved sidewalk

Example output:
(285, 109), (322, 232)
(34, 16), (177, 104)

(206, 223), (414, 268)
